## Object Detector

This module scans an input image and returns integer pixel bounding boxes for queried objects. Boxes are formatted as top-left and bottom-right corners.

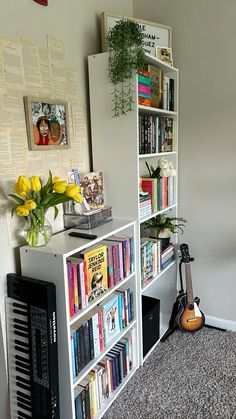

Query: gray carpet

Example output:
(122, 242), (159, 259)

(104, 327), (236, 419)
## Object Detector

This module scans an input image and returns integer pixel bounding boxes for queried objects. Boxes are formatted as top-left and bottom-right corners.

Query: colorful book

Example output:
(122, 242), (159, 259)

(77, 245), (108, 302)
(99, 294), (120, 344)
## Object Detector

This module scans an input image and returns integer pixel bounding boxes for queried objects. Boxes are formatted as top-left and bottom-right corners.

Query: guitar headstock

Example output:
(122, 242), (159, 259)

(180, 243), (191, 262)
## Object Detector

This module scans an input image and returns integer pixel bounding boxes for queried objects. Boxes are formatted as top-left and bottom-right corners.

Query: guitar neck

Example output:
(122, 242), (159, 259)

(185, 262), (194, 305)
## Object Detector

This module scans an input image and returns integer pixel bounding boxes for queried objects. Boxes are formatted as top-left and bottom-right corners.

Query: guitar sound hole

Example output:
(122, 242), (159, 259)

(188, 304), (194, 310)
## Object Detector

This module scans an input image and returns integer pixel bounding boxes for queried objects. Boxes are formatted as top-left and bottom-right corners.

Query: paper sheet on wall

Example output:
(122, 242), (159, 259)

(0, 128), (11, 164)
(2, 88), (23, 112)
(39, 48), (52, 96)
(72, 104), (87, 143)
(0, 44), (6, 94)
(9, 131), (27, 174)
(66, 68), (80, 103)
(10, 109), (27, 132)
(44, 150), (60, 171)
(52, 80), (67, 100)
(0, 110), (12, 127)
(19, 37), (42, 88)
(1, 38), (25, 90)
(27, 152), (45, 175)
(47, 35), (66, 83)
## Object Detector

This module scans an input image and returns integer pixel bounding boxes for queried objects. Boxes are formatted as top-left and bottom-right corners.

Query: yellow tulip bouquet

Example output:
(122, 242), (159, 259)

(9, 171), (83, 246)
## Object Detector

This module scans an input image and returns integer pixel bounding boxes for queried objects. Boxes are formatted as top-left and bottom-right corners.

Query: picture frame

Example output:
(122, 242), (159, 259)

(156, 46), (173, 66)
(24, 96), (70, 151)
(101, 11), (172, 57)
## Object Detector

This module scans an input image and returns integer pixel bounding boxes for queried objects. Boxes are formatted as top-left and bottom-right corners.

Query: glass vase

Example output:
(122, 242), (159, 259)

(17, 211), (52, 247)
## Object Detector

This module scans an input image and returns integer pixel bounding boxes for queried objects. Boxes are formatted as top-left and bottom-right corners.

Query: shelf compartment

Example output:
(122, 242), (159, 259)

(95, 364), (139, 419)
(72, 319), (137, 388)
(139, 203), (177, 224)
(141, 260), (176, 294)
(70, 272), (135, 326)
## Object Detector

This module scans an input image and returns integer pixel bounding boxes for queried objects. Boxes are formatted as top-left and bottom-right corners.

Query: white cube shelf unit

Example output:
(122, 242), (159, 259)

(89, 52), (179, 365)
(20, 219), (139, 419)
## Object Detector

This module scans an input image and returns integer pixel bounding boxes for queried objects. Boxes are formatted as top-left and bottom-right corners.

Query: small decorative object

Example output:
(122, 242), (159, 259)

(24, 96), (70, 150)
(107, 18), (145, 117)
(156, 46), (173, 66)
(8, 171), (83, 246)
(146, 158), (177, 179)
(80, 171), (104, 209)
(101, 12), (172, 55)
(144, 214), (187, 248)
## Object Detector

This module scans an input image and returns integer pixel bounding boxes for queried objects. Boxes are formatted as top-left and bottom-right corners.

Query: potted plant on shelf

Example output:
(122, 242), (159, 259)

(107, 18), (145, 117)
(143, 213), (187, 249)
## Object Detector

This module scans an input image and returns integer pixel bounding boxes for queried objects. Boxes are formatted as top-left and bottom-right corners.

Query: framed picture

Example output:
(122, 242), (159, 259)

(156, 46), (173, 66)
(101, 11), (172, 57)
(24, 96), (70, 150)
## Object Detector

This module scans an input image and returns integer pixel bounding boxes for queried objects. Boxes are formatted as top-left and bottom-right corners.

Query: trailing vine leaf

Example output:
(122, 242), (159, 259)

(107, 19), (145, 117)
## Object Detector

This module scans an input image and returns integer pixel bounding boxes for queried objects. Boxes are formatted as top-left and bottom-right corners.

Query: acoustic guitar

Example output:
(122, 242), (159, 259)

(177, 243), (205, 332)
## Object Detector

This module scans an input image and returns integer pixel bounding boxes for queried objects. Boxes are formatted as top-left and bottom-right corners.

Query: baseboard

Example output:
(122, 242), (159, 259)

(205, 315), (236, 332)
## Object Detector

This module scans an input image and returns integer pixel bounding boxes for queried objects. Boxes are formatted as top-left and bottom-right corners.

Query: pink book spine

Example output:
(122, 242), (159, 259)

(79, 261), (87, 308)
(98, 310), (104, 352)
(72, 264), (79, 314)
(138, 83), (151, 95)
(66, 260), (74, 318)
(163, 176), (168, 208)
(118, 242), (124, 281)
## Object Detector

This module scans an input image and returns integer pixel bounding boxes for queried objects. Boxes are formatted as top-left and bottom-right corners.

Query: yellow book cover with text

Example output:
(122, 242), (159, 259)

(82, 245), (108, 302)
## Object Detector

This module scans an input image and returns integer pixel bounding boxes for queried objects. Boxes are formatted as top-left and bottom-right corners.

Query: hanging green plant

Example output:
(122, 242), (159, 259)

(107, 18), (145, 117)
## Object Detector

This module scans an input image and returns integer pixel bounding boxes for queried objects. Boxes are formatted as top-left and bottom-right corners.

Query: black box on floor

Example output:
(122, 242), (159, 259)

(142, 296), (160, 358)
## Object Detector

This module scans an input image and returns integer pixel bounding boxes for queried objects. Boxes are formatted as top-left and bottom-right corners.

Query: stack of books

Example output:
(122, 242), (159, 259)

(66, 236), (135, 318)
(70, 289), (134, 380)
(141, 178), (158, 213)
(158, 176), (176, 210)
(74, 334), (134, 418)
(139, 193), (152, 219)
(161, 243), (175, 270)
(138, 69), (151, 106)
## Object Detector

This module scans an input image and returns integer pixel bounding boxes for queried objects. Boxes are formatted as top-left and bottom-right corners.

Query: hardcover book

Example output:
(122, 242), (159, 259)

(79, 245), (108, 302)
(80, 171), (104, 209)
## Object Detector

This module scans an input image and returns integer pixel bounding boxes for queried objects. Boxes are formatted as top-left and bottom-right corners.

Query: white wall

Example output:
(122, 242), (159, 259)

(133, 0), (236, 325)
(0, 1), (133, 417)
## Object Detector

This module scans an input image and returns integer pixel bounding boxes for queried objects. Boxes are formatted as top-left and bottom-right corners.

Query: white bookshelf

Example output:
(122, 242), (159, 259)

(89, 52), (179, 366)
(20, 219), (139, 419)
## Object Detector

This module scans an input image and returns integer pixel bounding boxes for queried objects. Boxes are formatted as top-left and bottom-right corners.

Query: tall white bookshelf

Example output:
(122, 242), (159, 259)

(20, 219), (139, 419)
(89, 52), (179, 365)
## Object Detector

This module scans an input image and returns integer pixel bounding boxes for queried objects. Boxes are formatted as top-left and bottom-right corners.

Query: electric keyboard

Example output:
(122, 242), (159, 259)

(6, 273), (60, 419)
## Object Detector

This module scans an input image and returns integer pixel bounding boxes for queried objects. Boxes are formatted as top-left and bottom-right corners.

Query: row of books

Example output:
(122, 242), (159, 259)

(74, 334), (134, 419)
(138, 66), (175, 111)
(140, 239), (175, 287)
(71, 290), (134, 379)
(141, 176), (176, 215)
(66, 235), (134, 318)
(139, 115), (175, 154)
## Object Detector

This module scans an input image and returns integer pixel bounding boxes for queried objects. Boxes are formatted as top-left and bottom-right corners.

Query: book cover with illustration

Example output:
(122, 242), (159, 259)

(80, 171), (104, 209)
(79, 245), (108, 302)
(99, 294), (120, 344)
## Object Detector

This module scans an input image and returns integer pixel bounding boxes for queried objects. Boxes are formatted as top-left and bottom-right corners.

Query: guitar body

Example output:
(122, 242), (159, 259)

(177, 295), (205, 332)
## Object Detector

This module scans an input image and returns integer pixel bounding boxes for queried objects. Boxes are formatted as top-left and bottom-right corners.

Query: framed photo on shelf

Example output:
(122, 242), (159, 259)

(24, 96), (70, 151)
(101, 11), (172, 57)
(156, 46), (173, 66)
